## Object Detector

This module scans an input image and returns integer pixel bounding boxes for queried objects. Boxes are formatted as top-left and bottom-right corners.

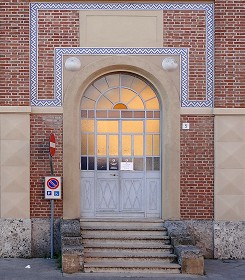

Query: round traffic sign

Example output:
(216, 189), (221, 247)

(49, 133), (56, 157)
(47, 178), (59, 189)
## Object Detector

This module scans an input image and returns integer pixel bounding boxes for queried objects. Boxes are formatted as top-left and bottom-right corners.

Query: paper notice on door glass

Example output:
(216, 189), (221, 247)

(120, 162), (133, 171)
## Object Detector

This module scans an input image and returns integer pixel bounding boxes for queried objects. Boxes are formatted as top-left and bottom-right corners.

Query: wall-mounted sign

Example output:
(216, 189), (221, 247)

(45, 176), (62, 199)
(109, 158), (119, 170)
(120, 162), (133, 171)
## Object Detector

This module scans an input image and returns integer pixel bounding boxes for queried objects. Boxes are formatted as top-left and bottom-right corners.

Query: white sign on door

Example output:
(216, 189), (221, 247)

(120, 162), (133, 171)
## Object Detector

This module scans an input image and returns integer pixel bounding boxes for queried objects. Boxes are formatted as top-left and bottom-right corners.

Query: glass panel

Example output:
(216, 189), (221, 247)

(81, 134), (87, 155)
(97, 157), (107, 170)
(140, 86), (156, 101)
(146, 157), (153, 170)
(81, 157), (87, 170)
(88, 134), (94, 155)
(134, 158), (143, 171)
(121, 74), (134, 88)
(154, 157), (160, 170)
(94, 77), (108, 92)
(127, 95), (144, 110)
(81, 120), (94, 133)
(88, 157), (95, 170)
(81, 97), (96, 109)
(122, 135), (131, 156)
(106, 73), (120, 87)
(153, 134), (160, 156)
(97, 135), (106, 156)
(146, 135), (153, 156)
(109, 135), (118, 156)
(84, 86), (101, 101)
(146, 120), (160, 133)
(97, 95), (113, 109)
(122, 121), (143, 133)
(114, 103), (127, 110)
(105, 88), (120, 104)
(97, 121), (118, 133)
(131, 77), (146, 92)
(109, 158), (119, 170)
(145, 97), (160, 109)
(121, 88), (136, 104)
(134, 135), (143, 156)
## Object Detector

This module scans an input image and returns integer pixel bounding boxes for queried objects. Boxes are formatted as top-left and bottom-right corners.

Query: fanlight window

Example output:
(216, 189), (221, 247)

(81, 73), (160, 110)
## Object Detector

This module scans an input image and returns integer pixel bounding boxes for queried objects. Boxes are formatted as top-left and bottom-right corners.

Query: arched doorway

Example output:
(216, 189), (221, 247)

(80, 72), (161, 218)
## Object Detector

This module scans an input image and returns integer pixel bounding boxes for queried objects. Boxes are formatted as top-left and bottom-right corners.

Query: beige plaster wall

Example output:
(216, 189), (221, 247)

(79, 10), (163, 47)
(63, 55), (180, 220)
(0, 113), (30, 218)
(215, 114), (245, 221)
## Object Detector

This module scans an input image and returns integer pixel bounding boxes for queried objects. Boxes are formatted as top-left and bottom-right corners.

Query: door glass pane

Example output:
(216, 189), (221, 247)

(131, 77), (146, 92)
(122, 135), (131, 156)
(134, 158), (143, 171)
(88, 157), (95, 170)
(81, 120), (94, 133)
(97, 157), (107, 170)
(97, 135), (106, 156)
(140, 86), (156, 101)
(94, 77), (108, 92)
(109, 135), (118, 156)
(105, 88), (120, 104)
(122, 121), (143, 133)
(121, 74), (134, 87)
(154, 157), (160, 170)
(106, 73), (120, 87)
(88, 134), (94, 155)
(153, 135), (160, 156)
(81, 134), (87, 155)
(146, 120), (159, 133)
(134, 135), (143, 156)
(81, 157), (87, 170)
(146, 135), (152, 156)
(97, 121), (118, 133)
(146, 157), (153, 170)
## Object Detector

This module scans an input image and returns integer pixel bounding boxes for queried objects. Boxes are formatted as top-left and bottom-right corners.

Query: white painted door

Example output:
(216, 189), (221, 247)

(80, 73), (161, 218)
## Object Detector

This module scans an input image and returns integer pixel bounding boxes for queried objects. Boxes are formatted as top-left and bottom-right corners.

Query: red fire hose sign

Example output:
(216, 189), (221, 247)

(45, 176), (61, 199)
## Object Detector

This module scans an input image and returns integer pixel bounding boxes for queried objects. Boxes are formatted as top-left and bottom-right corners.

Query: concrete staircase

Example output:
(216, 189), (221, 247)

(80, 219), (181, 274)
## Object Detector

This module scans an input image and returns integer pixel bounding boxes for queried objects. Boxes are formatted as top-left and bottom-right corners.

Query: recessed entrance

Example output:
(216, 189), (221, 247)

(80, 73), (161, 218)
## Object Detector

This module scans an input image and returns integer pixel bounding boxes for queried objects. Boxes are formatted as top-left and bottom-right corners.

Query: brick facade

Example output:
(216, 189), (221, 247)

(30, 114), (63, 218)
(180, 116), (214, 219)
(1, 1), (244, 221)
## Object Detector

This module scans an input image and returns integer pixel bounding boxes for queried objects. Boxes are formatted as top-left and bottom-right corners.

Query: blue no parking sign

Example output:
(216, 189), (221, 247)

(45, 176), (61, 199)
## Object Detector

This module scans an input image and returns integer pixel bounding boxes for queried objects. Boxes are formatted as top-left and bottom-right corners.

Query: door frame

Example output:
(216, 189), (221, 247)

(63, 55), (180, 220)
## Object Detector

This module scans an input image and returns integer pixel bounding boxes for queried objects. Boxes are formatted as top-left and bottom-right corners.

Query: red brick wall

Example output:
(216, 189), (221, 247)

(38, 10), (80, 100)
(30, 114), (63, 218)
(180, 116), (214, 219)
(215, 0), (245, 108)
(0, 0), (29, 106)
(163, 10), (206, 101)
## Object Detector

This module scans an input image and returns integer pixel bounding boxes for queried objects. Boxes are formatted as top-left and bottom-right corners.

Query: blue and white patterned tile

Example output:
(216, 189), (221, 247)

(30, 3), (214, 108)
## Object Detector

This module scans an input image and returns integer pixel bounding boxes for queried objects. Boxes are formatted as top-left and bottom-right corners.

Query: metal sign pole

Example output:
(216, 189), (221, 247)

(49, 153), (54, 259)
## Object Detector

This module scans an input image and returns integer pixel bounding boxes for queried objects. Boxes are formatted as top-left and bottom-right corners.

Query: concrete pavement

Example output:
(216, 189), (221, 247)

(0, 258), (244, 280)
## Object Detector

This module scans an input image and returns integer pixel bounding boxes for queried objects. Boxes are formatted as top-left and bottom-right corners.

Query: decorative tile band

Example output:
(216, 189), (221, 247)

(55, 48), (188, 107)
(30, 3), (214, 107)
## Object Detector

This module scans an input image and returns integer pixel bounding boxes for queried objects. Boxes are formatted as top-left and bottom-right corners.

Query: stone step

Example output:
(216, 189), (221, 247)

(81, 229), (168, 237)
(84, 250), (175, 258)
(84, 247), (173, 254)
(82, 233), (170, 240)
(80, 219), (165, 228)
(83, 239), (171, 248)
(85, 252), (176, 263)
(62, 236), (82, 246)
(81, 225), (167, 231)
(84, 261), (181, 273)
